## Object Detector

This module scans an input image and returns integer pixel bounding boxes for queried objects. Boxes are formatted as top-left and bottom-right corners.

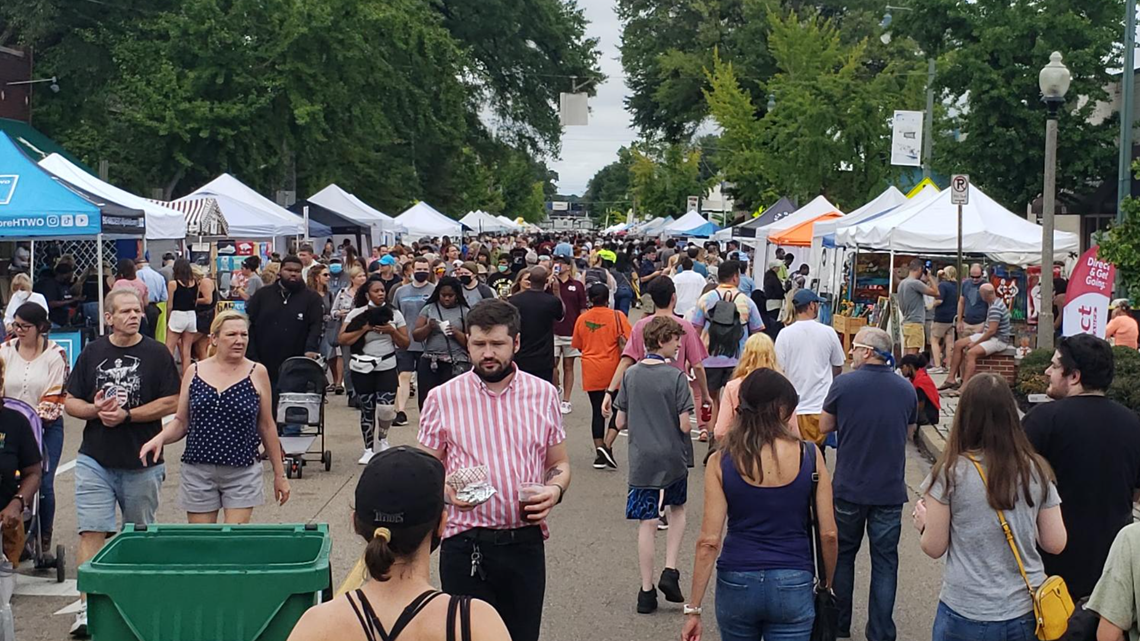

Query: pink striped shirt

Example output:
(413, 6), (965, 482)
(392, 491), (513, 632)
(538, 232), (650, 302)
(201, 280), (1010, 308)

(418, 367), (565, 539)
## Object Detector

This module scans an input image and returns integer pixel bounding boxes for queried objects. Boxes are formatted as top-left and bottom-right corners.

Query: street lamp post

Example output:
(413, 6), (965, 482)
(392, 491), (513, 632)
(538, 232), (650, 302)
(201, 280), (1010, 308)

(1038, 51), (1071, 351)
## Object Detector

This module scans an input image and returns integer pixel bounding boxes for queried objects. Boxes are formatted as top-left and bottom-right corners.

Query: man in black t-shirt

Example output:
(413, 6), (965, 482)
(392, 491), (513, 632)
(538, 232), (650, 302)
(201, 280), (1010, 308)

(1024, 334), (1140, 600)
(64, 289), (180, 636)
(35, 263), (81, 327)
(507, 266), (564, 383)
(487, 255), (514, 299)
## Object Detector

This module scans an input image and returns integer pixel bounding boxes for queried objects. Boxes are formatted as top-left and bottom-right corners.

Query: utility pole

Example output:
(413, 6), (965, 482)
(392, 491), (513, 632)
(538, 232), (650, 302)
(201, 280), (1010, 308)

(1119, 0), (1137, 221)
(923, 58), (935, 178)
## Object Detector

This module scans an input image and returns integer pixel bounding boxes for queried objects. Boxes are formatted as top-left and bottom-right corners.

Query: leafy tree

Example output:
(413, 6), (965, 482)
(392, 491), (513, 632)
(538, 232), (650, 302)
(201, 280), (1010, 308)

(629, 142), (712, 217)
(704, 10), (922, 209)
(583, 147), (635, 220)
(1097, 163), (1140, 301)
(893, 0), (1121, 209)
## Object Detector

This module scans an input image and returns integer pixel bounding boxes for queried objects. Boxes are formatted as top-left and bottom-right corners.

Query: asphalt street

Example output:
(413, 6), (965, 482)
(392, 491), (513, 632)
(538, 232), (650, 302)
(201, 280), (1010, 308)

(12, 344), (945, 640)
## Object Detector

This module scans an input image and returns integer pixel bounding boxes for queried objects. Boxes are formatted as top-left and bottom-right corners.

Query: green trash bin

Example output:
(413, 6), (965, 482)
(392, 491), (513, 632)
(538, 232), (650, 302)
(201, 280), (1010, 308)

(78, 523), (332, 641)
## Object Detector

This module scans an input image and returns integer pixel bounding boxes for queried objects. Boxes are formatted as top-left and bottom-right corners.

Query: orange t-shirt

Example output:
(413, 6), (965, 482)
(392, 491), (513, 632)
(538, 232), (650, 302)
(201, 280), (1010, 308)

(1106, 315), (1140, 349)
(571, 307), (632, 391)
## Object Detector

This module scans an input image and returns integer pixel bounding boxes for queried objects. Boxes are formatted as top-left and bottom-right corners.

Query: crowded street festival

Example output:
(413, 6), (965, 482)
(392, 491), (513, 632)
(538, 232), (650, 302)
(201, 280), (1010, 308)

(5, 1), (1140, 640)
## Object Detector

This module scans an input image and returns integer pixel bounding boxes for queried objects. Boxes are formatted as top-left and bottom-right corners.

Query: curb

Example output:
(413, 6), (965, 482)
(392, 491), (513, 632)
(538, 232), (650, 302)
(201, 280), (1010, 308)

(917, 424), (946, 461)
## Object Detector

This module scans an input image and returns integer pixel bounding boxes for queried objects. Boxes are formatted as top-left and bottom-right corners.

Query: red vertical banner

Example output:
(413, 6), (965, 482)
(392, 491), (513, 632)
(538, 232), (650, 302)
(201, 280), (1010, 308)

(1062, 245), (1115, 339)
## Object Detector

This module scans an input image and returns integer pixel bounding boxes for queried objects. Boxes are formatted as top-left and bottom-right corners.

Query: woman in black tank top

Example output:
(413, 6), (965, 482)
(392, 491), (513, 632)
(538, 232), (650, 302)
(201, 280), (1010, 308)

(287, 448), (509, 641)
(165, 258), (200, 376)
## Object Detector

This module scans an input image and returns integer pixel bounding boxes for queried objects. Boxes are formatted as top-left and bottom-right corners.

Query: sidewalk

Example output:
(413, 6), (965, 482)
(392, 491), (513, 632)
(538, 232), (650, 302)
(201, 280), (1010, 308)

(916, 370), (955, 461)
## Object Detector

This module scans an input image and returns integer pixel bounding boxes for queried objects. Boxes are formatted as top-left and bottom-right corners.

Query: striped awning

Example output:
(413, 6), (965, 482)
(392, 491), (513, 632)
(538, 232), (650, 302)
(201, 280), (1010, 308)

(150, 196), (229, 237)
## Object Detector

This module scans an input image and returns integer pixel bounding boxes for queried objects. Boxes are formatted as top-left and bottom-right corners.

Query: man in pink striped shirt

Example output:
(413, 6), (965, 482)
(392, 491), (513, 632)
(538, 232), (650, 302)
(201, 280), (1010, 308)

(418, 299), (571, 641)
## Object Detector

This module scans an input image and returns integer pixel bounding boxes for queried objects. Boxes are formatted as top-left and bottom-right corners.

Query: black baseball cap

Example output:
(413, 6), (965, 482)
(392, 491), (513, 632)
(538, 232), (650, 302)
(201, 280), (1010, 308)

(355, 447), (445, 527)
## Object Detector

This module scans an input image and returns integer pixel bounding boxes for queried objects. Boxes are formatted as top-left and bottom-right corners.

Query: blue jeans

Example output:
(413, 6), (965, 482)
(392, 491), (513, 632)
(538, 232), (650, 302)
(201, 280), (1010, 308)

(933, 602), (1035, 641)
(614, 289), (634, 316)
(28, 419), (64, 544)
(833, 499), (902, 641)
(715, 569), (815, 641)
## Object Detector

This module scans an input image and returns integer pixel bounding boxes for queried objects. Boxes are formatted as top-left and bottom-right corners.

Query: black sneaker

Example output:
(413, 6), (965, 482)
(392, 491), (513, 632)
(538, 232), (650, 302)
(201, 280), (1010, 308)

(659, 568), (684, 603)
(593, 448), (607, 469)
(657, 513), (669, 530)
(393, 411), (409, 427)
(636, 587), (658, 614)
(600, 446), (618, 469)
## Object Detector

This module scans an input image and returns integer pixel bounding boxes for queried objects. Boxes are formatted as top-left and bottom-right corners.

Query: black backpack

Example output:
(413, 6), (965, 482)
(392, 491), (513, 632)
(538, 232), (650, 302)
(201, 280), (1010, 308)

(584, 267), (608, 288)
(707, 291), (745, 358)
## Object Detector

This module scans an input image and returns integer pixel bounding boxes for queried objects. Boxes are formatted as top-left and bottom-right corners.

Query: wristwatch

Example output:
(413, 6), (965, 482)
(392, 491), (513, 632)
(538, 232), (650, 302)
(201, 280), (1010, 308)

(124, 408), (133, 423)
(683, 604), (702, 616)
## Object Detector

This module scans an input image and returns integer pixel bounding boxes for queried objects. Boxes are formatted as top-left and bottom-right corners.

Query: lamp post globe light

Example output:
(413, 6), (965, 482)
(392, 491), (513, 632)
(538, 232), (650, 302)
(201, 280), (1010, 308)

(1037, 51), (1070, 351)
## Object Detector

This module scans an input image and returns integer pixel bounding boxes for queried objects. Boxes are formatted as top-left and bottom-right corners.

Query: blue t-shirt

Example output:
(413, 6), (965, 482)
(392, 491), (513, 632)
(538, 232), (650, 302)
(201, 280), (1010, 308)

(823, 364), (917, 505)
(692, 262), (709, 278)
(934, 281), (958, 323)
(739, 274), (755, 298)
(961, 278), (989, 324)
(691, 287), (765, 369)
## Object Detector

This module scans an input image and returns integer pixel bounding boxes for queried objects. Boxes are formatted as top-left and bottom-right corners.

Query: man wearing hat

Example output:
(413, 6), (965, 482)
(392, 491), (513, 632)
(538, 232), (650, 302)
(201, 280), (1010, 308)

(775, 289), (846, 446)
(1107, 298), (1139, 349)
(376, 254), (401, 299)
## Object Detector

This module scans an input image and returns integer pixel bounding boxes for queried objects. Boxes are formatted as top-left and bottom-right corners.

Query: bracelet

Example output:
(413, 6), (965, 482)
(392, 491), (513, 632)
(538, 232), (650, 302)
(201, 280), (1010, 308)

(606, 389), (618, 397)
(549, 483), (565, 505)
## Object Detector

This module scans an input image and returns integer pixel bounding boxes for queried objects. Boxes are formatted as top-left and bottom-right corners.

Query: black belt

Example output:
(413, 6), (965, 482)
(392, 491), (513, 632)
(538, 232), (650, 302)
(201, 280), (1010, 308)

(452, 526), (543, 546)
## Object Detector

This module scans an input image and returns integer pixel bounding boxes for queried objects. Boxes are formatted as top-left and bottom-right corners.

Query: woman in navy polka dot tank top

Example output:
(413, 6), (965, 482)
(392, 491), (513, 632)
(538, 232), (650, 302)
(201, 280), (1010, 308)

(139, 311), (290, 523)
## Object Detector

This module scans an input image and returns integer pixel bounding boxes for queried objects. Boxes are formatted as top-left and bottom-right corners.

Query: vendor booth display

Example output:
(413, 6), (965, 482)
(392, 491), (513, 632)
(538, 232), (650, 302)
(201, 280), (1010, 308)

(187, 174), (329, 239)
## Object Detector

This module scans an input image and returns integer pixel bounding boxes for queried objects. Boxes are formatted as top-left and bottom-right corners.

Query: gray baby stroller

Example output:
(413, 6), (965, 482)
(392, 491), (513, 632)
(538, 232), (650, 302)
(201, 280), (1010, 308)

(275, 357), (331, 479)
(4, 398), (64, 582)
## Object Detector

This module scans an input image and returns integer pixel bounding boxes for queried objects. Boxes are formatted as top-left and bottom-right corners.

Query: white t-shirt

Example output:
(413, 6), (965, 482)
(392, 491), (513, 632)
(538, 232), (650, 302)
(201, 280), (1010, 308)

(4, 291), (48, 326)
(775, 318), (845, 415)
(672, 270), (708, 317)
(343, 305), (407, 371)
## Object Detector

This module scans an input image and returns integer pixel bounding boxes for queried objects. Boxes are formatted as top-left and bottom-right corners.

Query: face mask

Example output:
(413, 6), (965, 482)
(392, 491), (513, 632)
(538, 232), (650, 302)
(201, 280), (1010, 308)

(498, 265), (508, 273)
(414, 272), (430, 283)
(459, 275), (473, 286)
(329, 264), (342, 274)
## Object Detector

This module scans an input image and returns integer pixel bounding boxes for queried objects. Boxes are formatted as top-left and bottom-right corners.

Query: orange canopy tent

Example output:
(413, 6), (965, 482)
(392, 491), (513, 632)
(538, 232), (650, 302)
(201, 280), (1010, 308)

(767, 211), (842, 246)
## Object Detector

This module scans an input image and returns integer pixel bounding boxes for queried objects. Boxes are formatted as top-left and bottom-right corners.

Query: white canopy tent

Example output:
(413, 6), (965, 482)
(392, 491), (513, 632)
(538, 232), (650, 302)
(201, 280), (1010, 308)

(307, 183), (404, 245)
(461, 210), (515, 234)
(39, 153), (187, 240)
(495, 215), (522, 231)
(662, 210), (710, 233)
(188, 174), (306, 237)
(836, 184), (1080, 266)
(396, 202), (464, 239)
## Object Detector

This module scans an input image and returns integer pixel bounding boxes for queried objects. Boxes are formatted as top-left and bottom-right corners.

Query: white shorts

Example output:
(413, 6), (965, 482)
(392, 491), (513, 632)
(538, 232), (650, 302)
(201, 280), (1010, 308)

(554, 335), (581, 358)
(970, 333), (1009, 356)
(168, 310), (198, 334)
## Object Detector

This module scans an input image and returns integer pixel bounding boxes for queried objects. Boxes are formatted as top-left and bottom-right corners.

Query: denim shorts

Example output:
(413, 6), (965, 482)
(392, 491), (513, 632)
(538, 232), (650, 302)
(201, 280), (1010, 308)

(74, 454), (165, 534)
(179, 462), (265, 512)
(626, 477), (687, 520)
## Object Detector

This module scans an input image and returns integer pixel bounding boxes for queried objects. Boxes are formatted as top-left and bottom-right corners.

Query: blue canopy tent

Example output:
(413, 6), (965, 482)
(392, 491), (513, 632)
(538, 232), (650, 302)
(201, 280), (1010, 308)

(671, 221), (722, 237)
(0, 131), (146, 334)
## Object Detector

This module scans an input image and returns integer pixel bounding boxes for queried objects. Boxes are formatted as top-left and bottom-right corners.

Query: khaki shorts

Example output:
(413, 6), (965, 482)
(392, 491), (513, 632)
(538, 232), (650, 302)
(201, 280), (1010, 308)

(932, 322), (955, 340)
(970, 333), (1010, 356)
(902, 322), (926, 350)
(962, 322), (984, 336)
(797, 414), (826, 446)
(554, 335), (581, 358)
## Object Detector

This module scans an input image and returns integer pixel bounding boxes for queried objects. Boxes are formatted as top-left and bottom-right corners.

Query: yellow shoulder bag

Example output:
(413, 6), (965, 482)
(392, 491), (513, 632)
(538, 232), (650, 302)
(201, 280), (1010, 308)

(968, 456), (1073, 640)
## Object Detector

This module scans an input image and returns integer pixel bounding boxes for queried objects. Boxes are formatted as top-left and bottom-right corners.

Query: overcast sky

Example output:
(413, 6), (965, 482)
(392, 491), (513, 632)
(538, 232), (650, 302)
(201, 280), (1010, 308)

(548, 0), (638, 196)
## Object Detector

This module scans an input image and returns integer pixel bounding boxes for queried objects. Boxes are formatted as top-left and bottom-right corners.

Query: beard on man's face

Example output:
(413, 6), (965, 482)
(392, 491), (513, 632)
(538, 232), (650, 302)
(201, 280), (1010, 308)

(474, 355), (514, 383)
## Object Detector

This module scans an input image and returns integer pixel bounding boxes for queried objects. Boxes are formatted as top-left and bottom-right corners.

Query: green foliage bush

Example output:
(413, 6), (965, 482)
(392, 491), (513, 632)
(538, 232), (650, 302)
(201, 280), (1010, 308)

(1014, 349), (1052, 397)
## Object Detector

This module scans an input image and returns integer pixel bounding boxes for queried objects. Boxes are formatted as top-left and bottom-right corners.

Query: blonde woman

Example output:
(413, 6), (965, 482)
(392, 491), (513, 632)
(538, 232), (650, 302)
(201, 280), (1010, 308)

(4, 273), (47, 332)
(929, 266), (959, 373)
(713, 333), (781, 440)
(261, 262), (280, 287)
(140, 311), (289, 524)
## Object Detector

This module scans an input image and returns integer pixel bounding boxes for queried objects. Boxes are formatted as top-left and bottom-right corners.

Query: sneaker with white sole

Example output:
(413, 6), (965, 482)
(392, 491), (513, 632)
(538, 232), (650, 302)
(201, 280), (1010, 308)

(600, 446), (618, 470)
(70, 607), (88, 638)
(560, 401), (572, 415)
(358, 448), (375, 465)
(378, 439), (392, 452)
(593, 448), (607, 469)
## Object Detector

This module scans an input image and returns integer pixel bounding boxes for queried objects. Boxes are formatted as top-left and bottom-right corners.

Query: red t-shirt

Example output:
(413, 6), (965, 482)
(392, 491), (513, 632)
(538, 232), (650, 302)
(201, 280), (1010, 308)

(552, 278), (588, 337)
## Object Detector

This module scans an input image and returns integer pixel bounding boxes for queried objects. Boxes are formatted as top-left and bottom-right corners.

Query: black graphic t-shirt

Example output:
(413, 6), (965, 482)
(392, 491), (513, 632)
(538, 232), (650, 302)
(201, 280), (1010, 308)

(0, 406), (41, 507)
(68, 336), (181, 470)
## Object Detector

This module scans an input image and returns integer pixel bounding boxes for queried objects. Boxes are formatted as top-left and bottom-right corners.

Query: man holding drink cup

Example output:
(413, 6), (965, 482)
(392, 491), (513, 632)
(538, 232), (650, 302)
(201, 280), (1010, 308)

(419, 299), (571, 641)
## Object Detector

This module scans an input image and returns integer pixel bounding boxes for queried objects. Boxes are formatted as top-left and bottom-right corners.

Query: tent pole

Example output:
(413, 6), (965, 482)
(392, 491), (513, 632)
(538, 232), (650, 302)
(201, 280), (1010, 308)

(888, 248), (896, 303)
(28, 241), (34, 289)
(97, 234), (106, 336)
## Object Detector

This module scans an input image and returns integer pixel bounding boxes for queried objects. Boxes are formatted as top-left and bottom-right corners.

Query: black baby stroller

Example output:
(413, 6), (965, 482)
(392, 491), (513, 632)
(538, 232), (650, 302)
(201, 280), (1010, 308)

(276, 357), (332, 479)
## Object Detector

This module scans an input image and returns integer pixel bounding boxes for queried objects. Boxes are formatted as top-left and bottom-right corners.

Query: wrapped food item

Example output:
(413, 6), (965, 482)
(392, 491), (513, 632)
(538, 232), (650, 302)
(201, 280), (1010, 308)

(446, 465), (497, 506)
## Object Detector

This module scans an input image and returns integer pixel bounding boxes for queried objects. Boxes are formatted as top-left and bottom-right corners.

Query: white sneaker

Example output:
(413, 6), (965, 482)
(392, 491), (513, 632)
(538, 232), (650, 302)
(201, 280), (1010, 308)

(70, 607), (88, 638)
(378, 439), (392, 452)
(560, 401), (572, 415)
(358, 448), (375, 465)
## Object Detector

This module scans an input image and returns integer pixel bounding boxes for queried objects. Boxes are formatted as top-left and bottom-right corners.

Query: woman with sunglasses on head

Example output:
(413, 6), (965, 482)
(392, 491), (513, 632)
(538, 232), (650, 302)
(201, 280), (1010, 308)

(288, 447), (509, 641)
(913, 373), (1066, 640)
(0, 302), (67, 560)
(308, 264), (345, 393)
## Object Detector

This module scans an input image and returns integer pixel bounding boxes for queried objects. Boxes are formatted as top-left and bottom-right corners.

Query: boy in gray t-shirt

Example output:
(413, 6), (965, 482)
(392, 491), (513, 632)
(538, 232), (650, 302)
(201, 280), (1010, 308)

(613, 315), (695, 614)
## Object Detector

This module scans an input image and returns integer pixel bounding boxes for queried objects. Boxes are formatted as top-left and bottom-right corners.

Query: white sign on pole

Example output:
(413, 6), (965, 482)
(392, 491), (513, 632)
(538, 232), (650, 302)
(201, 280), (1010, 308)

(951, 174), (970, 205)
(551, 201), (570, 211)
(687, 196), (700, 211)
(890, 110), (924, 167)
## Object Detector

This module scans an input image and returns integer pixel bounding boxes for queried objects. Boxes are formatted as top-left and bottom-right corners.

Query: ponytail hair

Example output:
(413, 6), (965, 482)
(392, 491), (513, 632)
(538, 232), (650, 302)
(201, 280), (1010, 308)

(354, 515), (438, 582)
